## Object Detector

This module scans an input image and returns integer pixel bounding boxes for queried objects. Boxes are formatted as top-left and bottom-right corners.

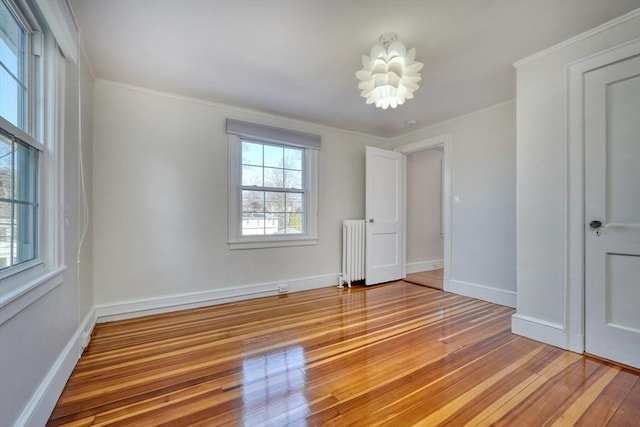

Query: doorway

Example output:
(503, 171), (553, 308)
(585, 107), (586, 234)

(404, 146), (444, 289)
(396, 133), (452, 290)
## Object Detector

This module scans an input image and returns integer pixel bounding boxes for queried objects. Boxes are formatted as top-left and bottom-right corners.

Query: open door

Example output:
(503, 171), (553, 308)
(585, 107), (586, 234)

(365, 146), (403, 285)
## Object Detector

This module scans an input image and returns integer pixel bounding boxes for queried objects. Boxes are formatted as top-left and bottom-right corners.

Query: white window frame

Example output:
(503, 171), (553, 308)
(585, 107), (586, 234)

(0, 0), (43, 277)
(0, 0), (65, 324)
(227, 119), (319, 250)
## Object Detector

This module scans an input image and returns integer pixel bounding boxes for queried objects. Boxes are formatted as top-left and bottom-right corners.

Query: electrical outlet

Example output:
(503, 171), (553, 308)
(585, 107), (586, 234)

(278, 284), (289, 294)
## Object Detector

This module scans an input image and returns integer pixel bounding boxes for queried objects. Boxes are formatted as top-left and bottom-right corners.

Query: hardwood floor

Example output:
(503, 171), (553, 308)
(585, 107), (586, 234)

(48, 282), (639, 426)
(404, 269), (444, 290)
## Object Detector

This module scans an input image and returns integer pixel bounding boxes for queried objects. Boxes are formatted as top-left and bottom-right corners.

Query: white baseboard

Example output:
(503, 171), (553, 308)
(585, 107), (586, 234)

(445, 279), (516, 308)
(511, 313), (568, 350)
(95, 273), (338, 323)
(15, 308), (97, 427)
(406, 259), (444, 274)
(566, 331), (585, 354)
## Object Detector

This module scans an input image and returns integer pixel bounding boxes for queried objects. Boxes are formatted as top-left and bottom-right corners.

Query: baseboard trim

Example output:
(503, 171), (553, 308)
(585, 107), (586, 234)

(406, 259), (444, 274)
(15, 308), (97, 427)
(445, 279), (516, 308)
(511, 313), (568, 350)
(95, 273), (338, 323)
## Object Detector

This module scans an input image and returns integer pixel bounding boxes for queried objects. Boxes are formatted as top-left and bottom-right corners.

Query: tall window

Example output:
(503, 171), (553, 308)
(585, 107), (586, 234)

(227, 119), (320, 249)
(241, 140), (305, 236)
(0, 0), (41, 273)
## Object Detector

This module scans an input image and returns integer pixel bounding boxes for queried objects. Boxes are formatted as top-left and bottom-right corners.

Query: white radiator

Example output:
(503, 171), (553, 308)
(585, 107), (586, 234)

(340, 220), (366, 287)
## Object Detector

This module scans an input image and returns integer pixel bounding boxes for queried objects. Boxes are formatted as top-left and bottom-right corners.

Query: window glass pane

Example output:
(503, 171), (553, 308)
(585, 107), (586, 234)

(271, 213), (285, 234)
(284, 169), (302, 189)
(242, 190), (264, 213)
(286, 213), (304, 234)
(285, 194), (304, 234)
(242, 141), (263, 166)
(13, 202), (35, 264)
(264, 167), (283, 188)
(0, 135), (40, 269)
(242, 165), (263, 186)
(0, 1), (27, 130)
(0, 201), (11, 267)
(265, 191), (284, 213)
(284, 148), (302, 170)
(0, 36), (18, 76)
(0, 134), (12, 199)
(264, 145), (283, 168)
(285, 193), (303, 213)
(14, 141), (37, 203)
(0, 1), (25, 76)
(242, 215), (265, 236)
(0, 67), (22, 128)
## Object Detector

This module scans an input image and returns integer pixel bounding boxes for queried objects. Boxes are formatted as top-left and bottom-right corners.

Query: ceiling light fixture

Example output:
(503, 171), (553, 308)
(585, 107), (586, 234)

(355, 33), (423, 109)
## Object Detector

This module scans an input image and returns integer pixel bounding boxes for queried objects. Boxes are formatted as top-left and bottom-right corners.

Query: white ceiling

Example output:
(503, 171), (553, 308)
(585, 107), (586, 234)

(68, 0), (640, 138)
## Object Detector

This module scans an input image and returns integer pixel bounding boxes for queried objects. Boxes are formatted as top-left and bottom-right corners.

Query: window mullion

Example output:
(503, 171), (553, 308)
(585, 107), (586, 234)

(10, 138), (15, 265)
(241, 185), (304, 194)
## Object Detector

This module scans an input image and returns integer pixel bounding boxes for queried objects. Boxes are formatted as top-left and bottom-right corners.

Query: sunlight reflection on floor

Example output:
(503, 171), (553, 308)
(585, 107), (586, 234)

(242, 345), (309, 426)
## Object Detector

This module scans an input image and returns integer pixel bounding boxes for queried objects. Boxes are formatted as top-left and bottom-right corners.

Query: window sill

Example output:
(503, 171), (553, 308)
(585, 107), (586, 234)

(229, 237), (318, 250)
(0, 266), (67, 325)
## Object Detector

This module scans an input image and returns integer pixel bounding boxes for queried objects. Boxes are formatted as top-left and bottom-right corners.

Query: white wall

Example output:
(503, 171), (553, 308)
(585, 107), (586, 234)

(0, 53), (94, 425)
(406, 149), (444, 270)
(513, 11), (640, 348)
(391, 101), (517, 307)
(92, 81), (386, 315)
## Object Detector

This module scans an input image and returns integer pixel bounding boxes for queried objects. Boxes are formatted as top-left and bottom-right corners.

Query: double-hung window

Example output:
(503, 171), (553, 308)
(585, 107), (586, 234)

(0, 0), (42, 274)
(227, 119), (320, 249)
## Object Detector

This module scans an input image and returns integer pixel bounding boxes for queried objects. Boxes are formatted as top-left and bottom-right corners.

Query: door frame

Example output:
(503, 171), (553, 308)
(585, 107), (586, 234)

(566, 38), (640, 353)
(395, 133), (452, 289)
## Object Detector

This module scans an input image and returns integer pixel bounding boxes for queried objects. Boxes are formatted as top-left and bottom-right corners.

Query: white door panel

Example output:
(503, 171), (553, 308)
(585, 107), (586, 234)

(584, 55), (640, 368)
(365, 146), (403, 285)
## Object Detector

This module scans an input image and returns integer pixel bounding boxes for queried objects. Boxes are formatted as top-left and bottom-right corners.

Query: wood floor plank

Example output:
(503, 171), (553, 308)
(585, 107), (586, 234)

(573, 369), (639, 426)
(48, 281), (640, 426)
(607, 376), (640, 425)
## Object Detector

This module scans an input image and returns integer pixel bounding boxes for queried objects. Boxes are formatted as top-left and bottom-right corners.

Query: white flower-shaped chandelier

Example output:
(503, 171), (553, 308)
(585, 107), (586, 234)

(355, 33), (423, 109)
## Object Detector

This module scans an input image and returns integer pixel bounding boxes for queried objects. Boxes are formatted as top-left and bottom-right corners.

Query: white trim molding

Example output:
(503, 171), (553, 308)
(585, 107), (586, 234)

(511, 313), (584, 353)
(95, 274), (338, 323)
(514, 8), (640, 67)
(406, 259), (444, 275)
(511, 314), (571, 350)
(0, 267), (65, 325)
(446, 279), (516, 308)
(14, 307), (96, 427)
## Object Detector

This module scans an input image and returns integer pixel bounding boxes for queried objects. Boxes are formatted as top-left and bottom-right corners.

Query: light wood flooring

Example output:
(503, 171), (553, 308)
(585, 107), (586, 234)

(48, 281), (639, 426)
(405, 268), (444, 290)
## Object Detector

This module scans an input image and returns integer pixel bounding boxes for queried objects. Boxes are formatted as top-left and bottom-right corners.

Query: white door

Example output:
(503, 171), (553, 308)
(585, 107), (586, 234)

(365, 146), (403, 285)
(584, 55), (640, 368)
